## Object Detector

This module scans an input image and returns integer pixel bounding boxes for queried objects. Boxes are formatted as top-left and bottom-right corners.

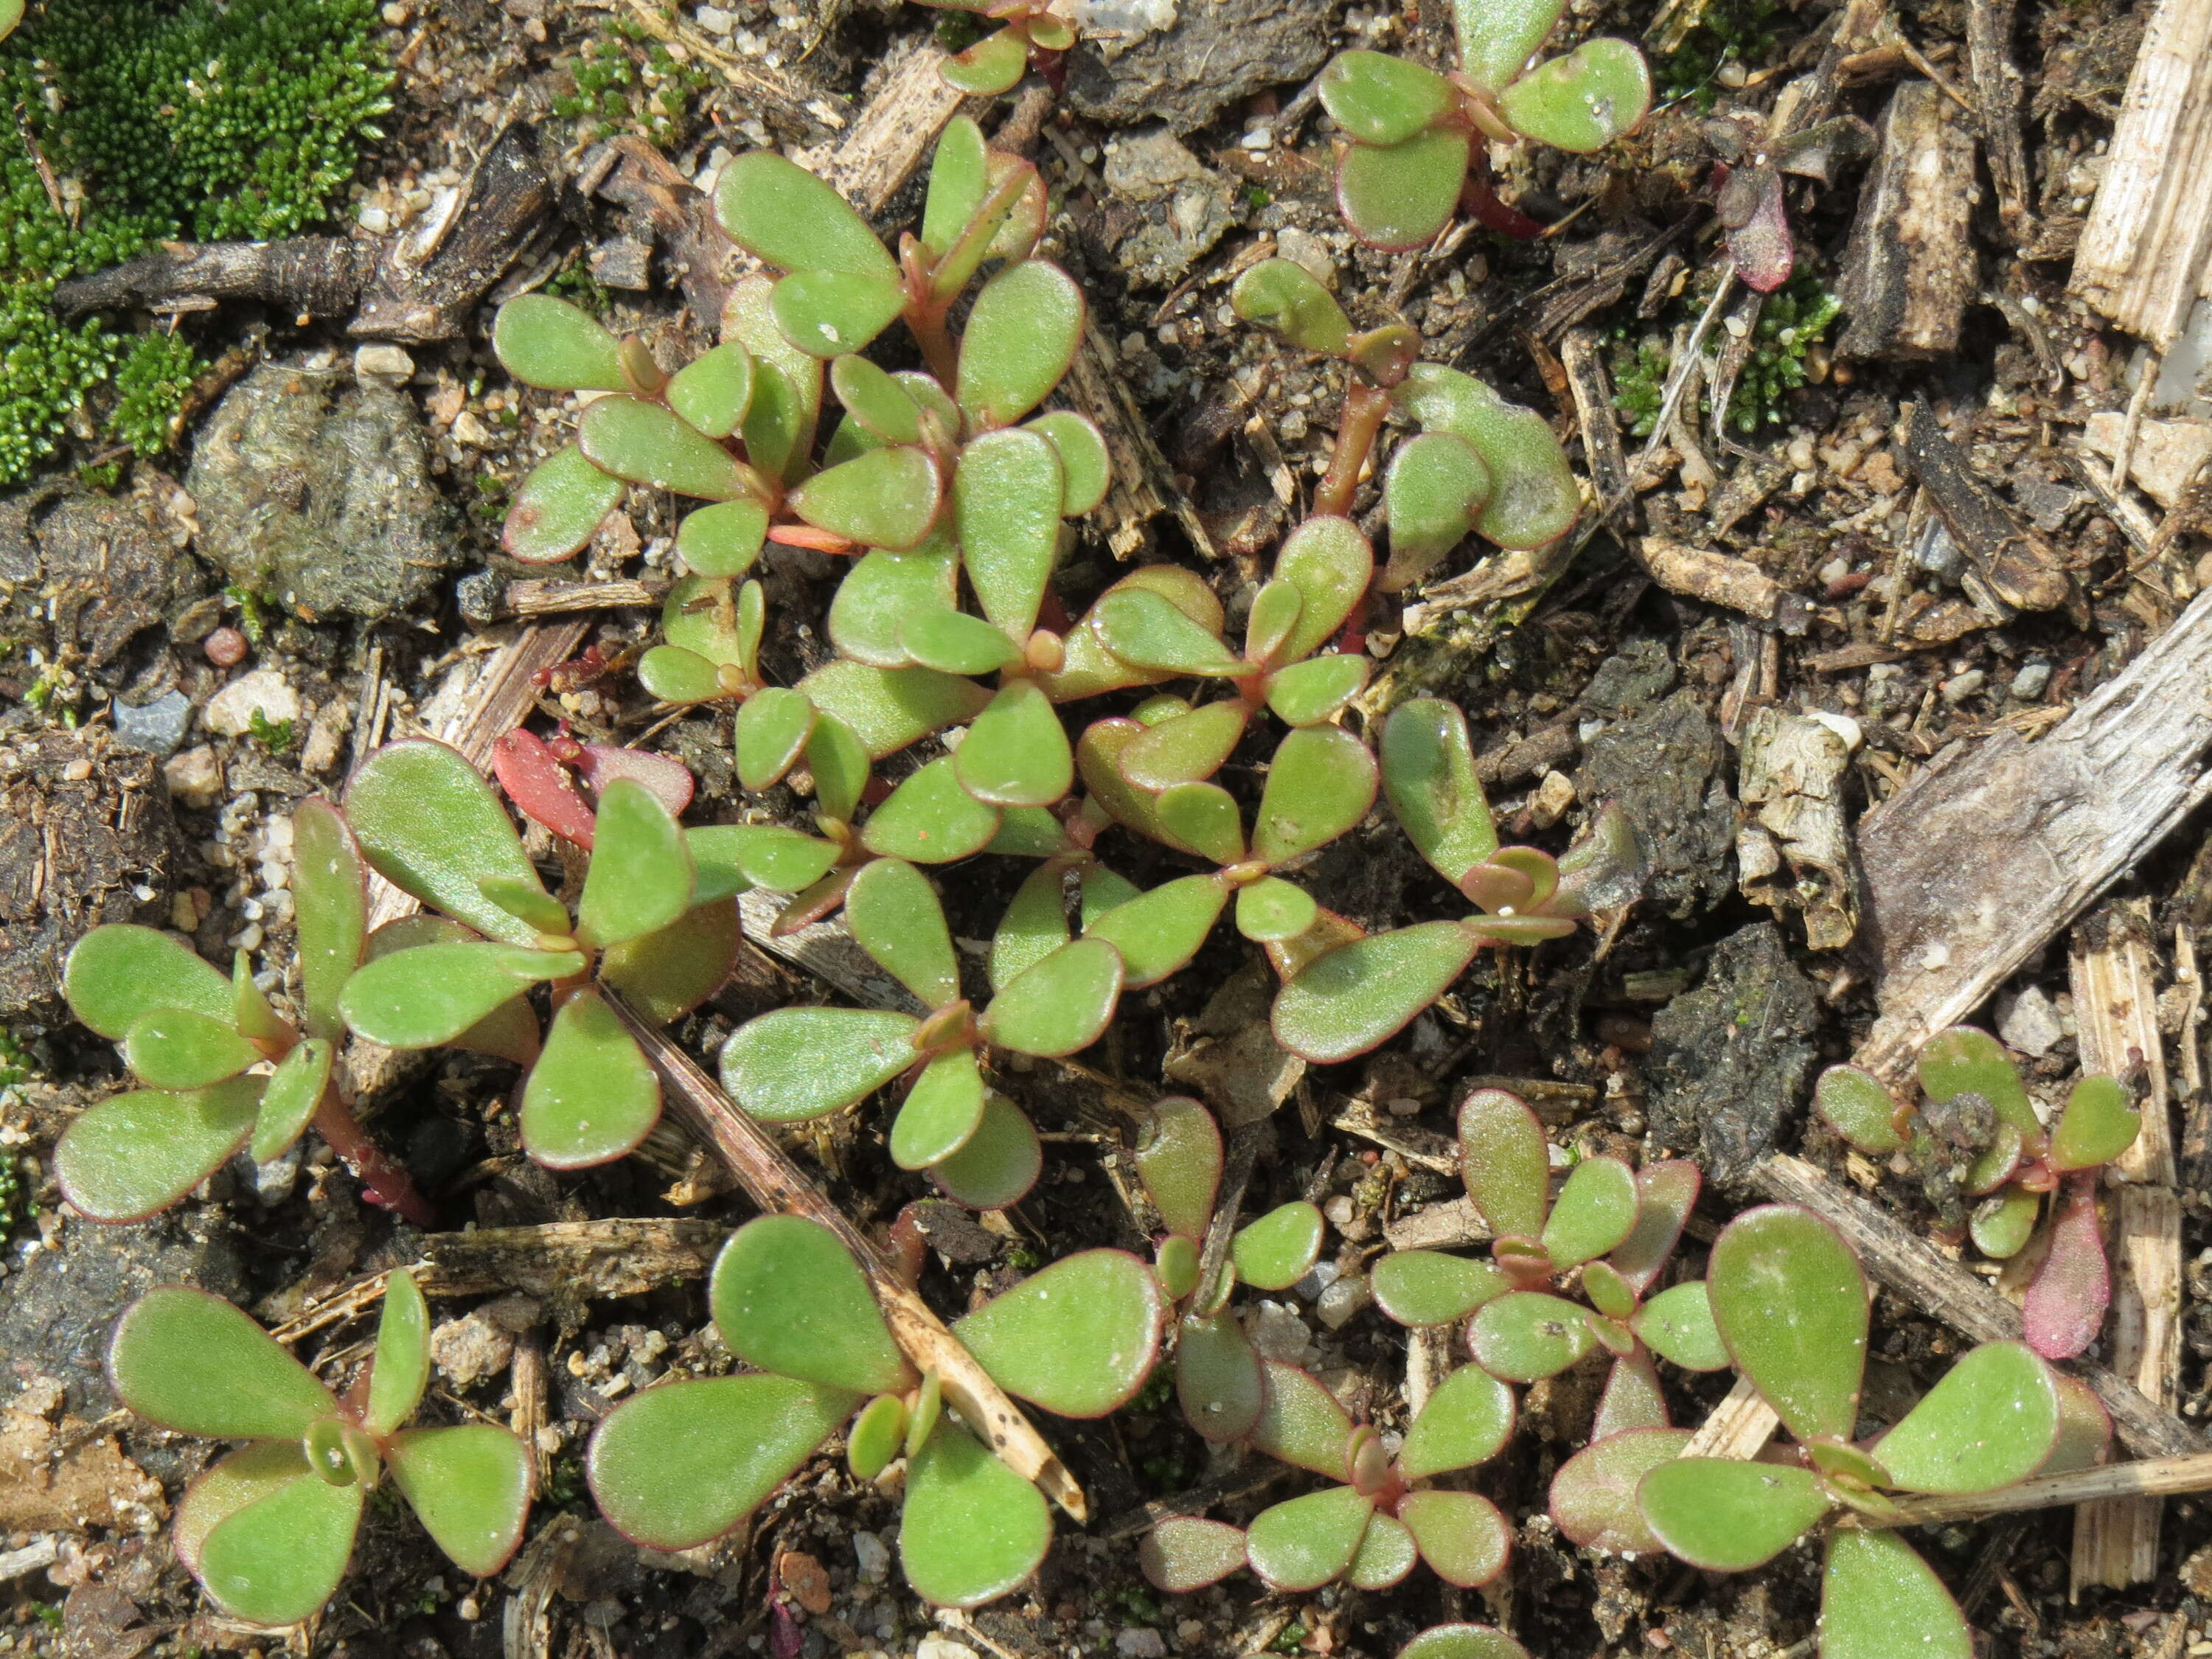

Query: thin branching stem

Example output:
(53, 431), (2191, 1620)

(312, 1082), (435, 1228)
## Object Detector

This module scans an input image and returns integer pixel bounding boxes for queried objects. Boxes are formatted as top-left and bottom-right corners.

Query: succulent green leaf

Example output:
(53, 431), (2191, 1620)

(1273, 516), (1374, 662)
(1086, 875), (1228, 989)
(1455, 1086), (1549, 1239)
(119, 1007), (257, 1091)
(1139, 1517), (1248, 1593)
(64, 923), (233, 1041)
(1596, 1350), (1674, 1436)
(807, 720), (874, 827)
(677, 498), (771, 579)
(1135, 1095), (1222, 1241)
(1382, 431), (1492, 591)
(1398, 1362), (1516, 1478)
(712, 1216), (911, 1394)
(1497, 37), (1652, 152)
(364, 1267), (431, 1439)
(846, 859), (959, 1009)
(922, 115), (990, 259)
(1245, 579), (1304, 667)
(666, 343), (756, 439)
(789, 445), (942, 551)
(1175, 1309), (1265, 1442)
(588, 1375), (856, 1549)
(479, 877), (570, 939)
(905, 611), (1027, 682)
(1229, 257), (1352, 355)
(56, 1079), (262, 1223)
(2049, 1074), (2139, 1172)
(827, 355), (921, 448)
(1550, 1427), (1692, 1553)
(1540, 1155), (1638, 1267)
(720, 1008), (922, 1121)
(1917, 1026), (2038, 1135)
(1121, 703), (1251, 794)
(772, 268), (907, 358)
(1344, 1512), (1417, 1590)
(1025, 411), (1111, 516)
(1394, 364), (1579, 548)
(957, 428), (1065, 641)
(1372, 1250), (1509, 1329)
(1265, 653), (1369, 727)
(1628, 1281), (1726, 1371)
(958, 681), (1074, 809)
(1155, 1234), (1201, 1300)
(1251, 1360), (1353, 1477)
(848, 1394), (907, 1480)
(603, 900), (741, 1027)
(504, 445), (624, 564)
(521, 990), (660, 1169)
(1336, 128), (1470, 251)
(689, 825), (834, 896)
(340, 943), (579, 1049)
(1273, 922), (1477, 1062)
(1225, 1200), (1323, 1293)
(1245, 1486), (1374, 1591)
(1235, 876), (1319, 942)
(891, 1048), (987, 1170)
(1380, 699), (1499, 887)
(1874, 1340), (2059, 1493)
(344, 740), (547, 946)
(830, 541), (961, 667)
(714, 151), (897, 282)
(979, 936), (1123, 1057)
(929, 1091), (1043, 1209)
(1155, 782), (1247, 866)
(733, 689), (819, 790)
(110, 1285), (333, 1438)
(1636, 1456), (1829, 1571)
(797, 661), (992, 759)
(251, 1037), (330, 1166)
(990, 863), (1072, 994)
(1585, 1260), (1637, 1321)
(1610, 1158), (1700, 1294)
(940, 24), (1029, 94)
(1708, 1205), (1868, 1444)
(578, 394), (752, 500)
(1044, 568), (1225, 700)
(493, 293), (627, 391)
(901, 1418), (1051, 1608)
(1468, 1291), (1596, 1382)
(1969, 1185), (2041, 1259)
(1821, 1531), (1971, 1659)
(959, 261), (1085, 430)
(2042, 1372), (2114, 1476)
(1399, 1626), (1531, 1659)
(382, 1425), (531, 1577)
(287, 800), (369, 1042)
(957, 1249), (1165, 1417)
(638, 646), (726, 706)
(1397, 1489), (1510, 1587)
(724, 274), (824, 484)
(1321, 52), (1458, 148)
(577, 779), (692, 950)
(1453, 0), (1568, 93)
(363, 917), (543, 1064)
(192, 1455), (362, 1626)
(1253, 726), (1377, 866)
(1094, 588), (1245, 678)
(662, 574), (762, 680)
(1815, 1064), (1907, 1155)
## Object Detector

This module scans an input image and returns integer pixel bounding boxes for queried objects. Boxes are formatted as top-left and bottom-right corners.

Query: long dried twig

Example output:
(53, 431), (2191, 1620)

(1847, 1450), (2212, 1529)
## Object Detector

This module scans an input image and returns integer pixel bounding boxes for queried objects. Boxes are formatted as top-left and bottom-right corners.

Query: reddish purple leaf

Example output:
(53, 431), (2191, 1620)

(492, 730), (597, 847)
(1716, 163), (1794, 293)
(573, 742), (696, 819)
(2022, 1178), (2110, 1361)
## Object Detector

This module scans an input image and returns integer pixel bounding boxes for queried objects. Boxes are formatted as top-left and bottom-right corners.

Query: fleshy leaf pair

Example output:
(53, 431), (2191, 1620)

(720, 858), (1123, 1204)
(336, 740), (739, 1169)
(910, 0), (1074, 94)
(1815, 1026), (2138, 1359)
(56, 797), (369, 1222)
(1627, 1205), (2111, 1659)
(1272, 702), (1643, 1062)
(1319, 0), (1651, 251)
(110, 1273), (529, 1626)
(1141, 1357), (1517, 1594)
(591, 1216), (1161, 1608)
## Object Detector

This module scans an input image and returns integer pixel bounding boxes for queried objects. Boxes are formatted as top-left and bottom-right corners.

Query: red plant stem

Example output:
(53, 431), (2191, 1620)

(312, 1083), (435, 1228)
(906, 302), (960, 390)
(1312, 379), (1390, 520)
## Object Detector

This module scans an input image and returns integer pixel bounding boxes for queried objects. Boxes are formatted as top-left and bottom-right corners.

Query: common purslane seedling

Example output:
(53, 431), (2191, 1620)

(1316, 0), (1652, 248)
(107, 1270), (531, 1625)
(1815, 1026), (2137, 1360)
(909, 0), (1075, 94)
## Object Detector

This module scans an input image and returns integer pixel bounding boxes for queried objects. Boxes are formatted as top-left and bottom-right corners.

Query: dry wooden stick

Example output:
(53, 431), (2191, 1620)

(1748, 1155), (2200, 1459)
(1683, 1376), (1783, 1461)
(2069, 902), (2180, 1592)
(1848, 1450), (2212, 1529)
(608, 993), (1088, 1522)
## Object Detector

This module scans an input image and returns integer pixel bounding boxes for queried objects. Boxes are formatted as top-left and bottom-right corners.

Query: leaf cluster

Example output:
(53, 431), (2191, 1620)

(907, 0), (1076, 95)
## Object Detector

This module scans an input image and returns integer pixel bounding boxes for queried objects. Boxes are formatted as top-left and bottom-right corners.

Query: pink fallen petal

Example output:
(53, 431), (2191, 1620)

(491, 730), (597, 847)
(574, 742), (695, 818)
(1722, 167), (1796, 293)
(2022, 1179), (2110, 1360)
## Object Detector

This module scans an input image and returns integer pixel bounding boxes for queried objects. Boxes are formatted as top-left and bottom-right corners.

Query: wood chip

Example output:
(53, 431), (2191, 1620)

(1054, 321), (1216, 560)
(1899, 403), (2073, 612)
(1835, 82), (1980, 360)
(1641, 538), (1812, 630)
(1737, 706), (1861, 950)
(504, 578), (665, 616)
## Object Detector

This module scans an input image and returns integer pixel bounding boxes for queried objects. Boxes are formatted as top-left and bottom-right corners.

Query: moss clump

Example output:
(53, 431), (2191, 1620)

(1610, 271), (1840, 437)
(1652, 0), (1784, 111)
(0, 0), (390, 483)
(549, 15), (709, 148)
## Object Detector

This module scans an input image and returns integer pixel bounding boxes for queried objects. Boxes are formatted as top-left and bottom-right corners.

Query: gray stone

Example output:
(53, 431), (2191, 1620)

(110, 689), (193, 757)
(1100, 127), (1237, 287)
(456, 568), (504, 627)
(187, 360), (460, 622)
(0, 729), (176, 1014)
(1067, 0), (1340, 134)
(1645, 922), (1820, 1190)
(1995, 983), (2065, 1058)
(0, 1208), (244, 1417)
(589, 235), (654, 291)
(1579, 689), (1735, 919)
